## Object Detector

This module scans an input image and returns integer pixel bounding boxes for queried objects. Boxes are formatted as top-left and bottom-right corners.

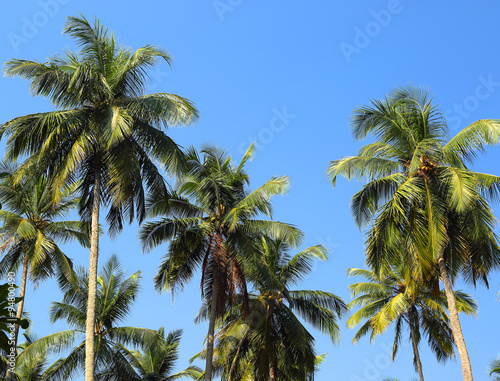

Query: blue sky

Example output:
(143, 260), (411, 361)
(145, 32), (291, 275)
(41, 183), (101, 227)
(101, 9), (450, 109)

(1, 1), (500, 380)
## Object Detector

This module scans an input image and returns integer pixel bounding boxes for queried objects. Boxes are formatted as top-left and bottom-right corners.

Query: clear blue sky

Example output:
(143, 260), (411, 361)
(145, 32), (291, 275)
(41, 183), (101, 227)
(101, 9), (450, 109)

(1, 1), (500, 380)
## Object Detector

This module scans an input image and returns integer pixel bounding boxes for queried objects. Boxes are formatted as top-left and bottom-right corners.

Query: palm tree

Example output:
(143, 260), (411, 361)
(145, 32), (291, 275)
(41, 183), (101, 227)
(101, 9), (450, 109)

(195, 339), (326, 381)
(140, 144), (302, 380)
(327, 85), (500, 380)
(99, 328), (202, 381)
(205, 237), (346, 380)
(16, 255), (158, 380)
(1, 15), (198, 381)
(347, 266), (477, 381)
(0, 162), (89, 363)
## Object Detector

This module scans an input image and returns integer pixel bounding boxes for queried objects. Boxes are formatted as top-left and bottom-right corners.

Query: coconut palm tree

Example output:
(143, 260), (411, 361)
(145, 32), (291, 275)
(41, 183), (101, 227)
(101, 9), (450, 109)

(16, 255), (159, 381)
(195, 337), (326, 381)
(327, 85), (500, 380)
(347, 266), (477, 381)
(140, 144), (302, 380)
(1, 15), (198, 381)
(202, 237), (346, 381)
(0, 161), (89, 365)
(99, 328), (202, 381)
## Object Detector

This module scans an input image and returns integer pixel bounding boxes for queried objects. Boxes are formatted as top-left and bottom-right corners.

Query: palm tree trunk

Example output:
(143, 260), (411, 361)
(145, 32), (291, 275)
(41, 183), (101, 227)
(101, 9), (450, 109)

(437, 254), (473, 381)
(205, 265), (218, 381)
(85, 165), (101, 381)
(5, 253), (29, 379)
(408, 308), (424, 381)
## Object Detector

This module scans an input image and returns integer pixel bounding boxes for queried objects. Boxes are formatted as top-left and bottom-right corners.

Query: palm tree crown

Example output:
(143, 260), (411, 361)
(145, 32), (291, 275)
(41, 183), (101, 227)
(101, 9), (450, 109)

(347, 266), (477, 380)
(100, 328), (202, 381)
(327, 85), (500, 381)
(1, 14), (198, 230)
(17, 255), (158, 381)
(0, 162), (88, 287)
(327, 85), (500, 280)
(140, 144), (302, 380)
(0, 161), (89, 368)
(208, 237), (347, 381)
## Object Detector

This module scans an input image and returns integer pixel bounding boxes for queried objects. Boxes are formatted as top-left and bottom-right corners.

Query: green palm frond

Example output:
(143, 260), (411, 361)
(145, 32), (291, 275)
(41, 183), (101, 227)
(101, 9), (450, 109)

(279, 245), (328, 286)
(208, 235), (346, 379)
(22, 256), (189, 380)
(327, 156), (402, 186)
(225, 175), (290, 229)
(17, 330), (79, 362)
(347, 265), (478, 370)
(490, 356), (500, 379)
(443, 119), (500, 164)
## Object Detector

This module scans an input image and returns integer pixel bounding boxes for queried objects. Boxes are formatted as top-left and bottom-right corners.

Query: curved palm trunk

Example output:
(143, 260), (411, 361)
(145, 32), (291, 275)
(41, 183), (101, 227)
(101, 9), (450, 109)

(205, 265), (218, 381)
(437, 254), (473, 381)
(408, 308), (424, 381)
(5, 253), (29, 379)
(85, 166), (101, 381)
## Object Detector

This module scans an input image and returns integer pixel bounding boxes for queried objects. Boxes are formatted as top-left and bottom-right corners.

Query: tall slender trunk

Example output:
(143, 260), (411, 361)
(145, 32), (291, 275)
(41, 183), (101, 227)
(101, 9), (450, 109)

(437, 254), (473, 381)
(85, 165), (101, 381)
(205, 265), (218, 381)
(408, 308), (424, 381)
(5, 253), (29, 379)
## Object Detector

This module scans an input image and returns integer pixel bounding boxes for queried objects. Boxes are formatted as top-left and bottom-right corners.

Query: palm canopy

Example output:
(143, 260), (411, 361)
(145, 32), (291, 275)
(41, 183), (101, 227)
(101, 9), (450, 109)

(140, 143), (302, 380)
(1, 14), (198, 232)
(99, 328), (202, 381)
(196, 339), (326, 381)
(16, 255), (159, 380)
(327, 85), (500, 281)
(347, 266), (477, 365)
(202, 237), (347, 381)
(141, 143), (302, 311)
(327, 86), (500, 380)
(0, 161), (89, 286)
(253, 237), (347, 344)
